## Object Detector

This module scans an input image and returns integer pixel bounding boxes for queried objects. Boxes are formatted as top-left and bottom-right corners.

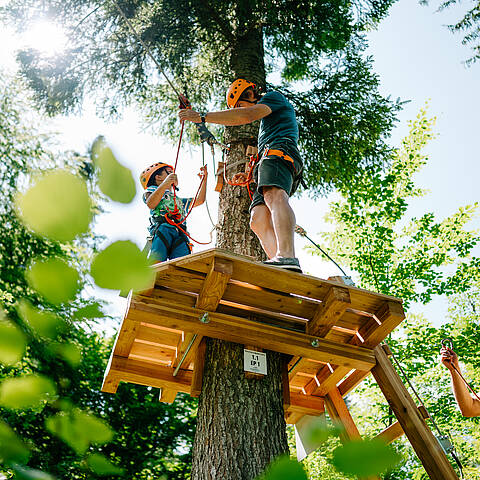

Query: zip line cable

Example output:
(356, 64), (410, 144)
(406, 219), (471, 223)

(294, 225), (349, 277)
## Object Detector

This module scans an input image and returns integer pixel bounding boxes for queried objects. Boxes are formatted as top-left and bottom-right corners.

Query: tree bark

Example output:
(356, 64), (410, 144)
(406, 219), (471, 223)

(191, 22), (290, 480)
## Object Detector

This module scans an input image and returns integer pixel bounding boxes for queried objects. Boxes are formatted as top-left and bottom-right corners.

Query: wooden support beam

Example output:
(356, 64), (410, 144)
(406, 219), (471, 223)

(325, 387), (361, 442)
(374, 406), (429, 445)
(304, 365), (352, 396)
(288, 393), (325, 416)
(359, 301), (405, 348)
(338, 369), (370, 397)
(174, 258), (233, 368)
(191, 338), (207, 397)
(371, 345), (459, 480)
(325, 388), (381, 480)
(129, 297), (377, 370)
(158, 388), (178, 404)
(307, 286), (351, 337)
(101, 373), (120, 394)
(107, 355), (192, 394)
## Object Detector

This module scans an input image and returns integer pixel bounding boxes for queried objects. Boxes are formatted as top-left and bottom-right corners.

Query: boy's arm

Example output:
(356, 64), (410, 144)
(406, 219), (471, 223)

(179, 105), (271, 126)
(145, 173), (178, 209)
(192, 166), (207, 208)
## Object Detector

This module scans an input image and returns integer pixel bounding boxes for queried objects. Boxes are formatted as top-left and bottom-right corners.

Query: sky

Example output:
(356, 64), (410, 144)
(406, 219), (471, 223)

(1, 0), (479, 329)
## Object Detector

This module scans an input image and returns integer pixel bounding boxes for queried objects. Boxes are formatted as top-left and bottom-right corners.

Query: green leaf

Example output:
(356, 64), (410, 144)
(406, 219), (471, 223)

(92, 137), (136, 203)
(0, 320), (26, 365)
(0, 420), (30, 464)
(46, 410), (113, 455)
(330, 439), (402, 477)
(0, 375), (57, 410)
(85, 453), (124, 476)
(26, 257), (80, 304)
(15, 170), (92, 242)
(90, 240), (155, 292)
(12, 464), (55, 480)
(17, 300), (65, 338)
(49, 342), (82, 366)
(72, 303), (105, 320)
(259, 456), (308, 480)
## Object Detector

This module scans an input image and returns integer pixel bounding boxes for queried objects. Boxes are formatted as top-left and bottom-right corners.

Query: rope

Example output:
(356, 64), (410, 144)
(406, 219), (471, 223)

(112, 0), (185, 104)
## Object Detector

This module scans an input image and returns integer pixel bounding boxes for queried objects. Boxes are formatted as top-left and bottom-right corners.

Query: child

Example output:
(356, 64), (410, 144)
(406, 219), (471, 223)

(140, 162), (207, 262)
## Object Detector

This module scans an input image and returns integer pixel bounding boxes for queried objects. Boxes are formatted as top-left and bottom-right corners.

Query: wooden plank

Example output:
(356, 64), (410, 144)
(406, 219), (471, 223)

(371, 345), (459, 480)
(358, 301), (405, 348)
(130, 341), (177, 364)
(136, 324), (182, 348)
(288, 393), (325, 416)
(338, 369), (371, 396)
(374, 406), (429, 445)
(128, 297), (376, 370)
(101, 373), (120, 394)
(304, 365), (352, 396)
(223, 281), (318, 321)
(108, 355), (192, 394)
(154, 266), (205, 294)
(307, 286), (351, 337)
(191, 338), (207, 397)
(158, 388), (178, 404)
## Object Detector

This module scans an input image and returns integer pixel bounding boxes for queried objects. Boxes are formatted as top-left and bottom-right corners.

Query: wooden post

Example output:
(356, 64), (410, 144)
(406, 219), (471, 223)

(371, 345), (459, 480)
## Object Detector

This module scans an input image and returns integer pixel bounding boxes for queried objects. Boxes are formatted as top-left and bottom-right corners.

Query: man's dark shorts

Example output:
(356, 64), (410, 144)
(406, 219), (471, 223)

(249, 155), (301, 212)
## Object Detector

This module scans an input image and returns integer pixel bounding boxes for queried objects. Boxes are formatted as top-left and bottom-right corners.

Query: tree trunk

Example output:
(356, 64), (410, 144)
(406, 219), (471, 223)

(191, 23), (290, 480)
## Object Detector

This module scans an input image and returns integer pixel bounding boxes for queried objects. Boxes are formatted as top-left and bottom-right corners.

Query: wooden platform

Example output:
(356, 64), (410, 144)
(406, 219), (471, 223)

(102, 248), (405, 424)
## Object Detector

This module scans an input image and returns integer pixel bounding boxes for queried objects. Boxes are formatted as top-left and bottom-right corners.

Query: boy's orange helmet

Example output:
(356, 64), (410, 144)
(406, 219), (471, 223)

(226, 79), (256, 108)
(139, 163), (173, 189)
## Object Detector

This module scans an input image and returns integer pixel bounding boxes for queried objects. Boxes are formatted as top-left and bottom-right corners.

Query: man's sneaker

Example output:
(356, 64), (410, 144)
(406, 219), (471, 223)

(263, 256), (302, 273)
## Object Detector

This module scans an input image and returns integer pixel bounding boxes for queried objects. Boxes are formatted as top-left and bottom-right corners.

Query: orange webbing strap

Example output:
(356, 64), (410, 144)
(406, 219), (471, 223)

(263, 148), (294, 165)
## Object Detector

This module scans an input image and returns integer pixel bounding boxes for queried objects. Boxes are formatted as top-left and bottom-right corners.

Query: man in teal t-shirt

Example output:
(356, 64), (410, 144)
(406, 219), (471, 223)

(179, 79), (303, 273)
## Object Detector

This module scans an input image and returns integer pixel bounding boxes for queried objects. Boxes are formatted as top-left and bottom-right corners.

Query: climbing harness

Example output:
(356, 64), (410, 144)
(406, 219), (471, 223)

(441, 338), (480, 402)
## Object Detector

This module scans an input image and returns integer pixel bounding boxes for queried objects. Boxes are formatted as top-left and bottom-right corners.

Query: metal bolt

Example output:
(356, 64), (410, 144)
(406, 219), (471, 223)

(311, 338), (320, 348)
(200, 312), (210, 324)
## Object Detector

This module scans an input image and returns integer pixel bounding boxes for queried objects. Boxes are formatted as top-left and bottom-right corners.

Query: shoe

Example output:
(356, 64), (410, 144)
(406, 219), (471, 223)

(263, 256), (302, 273)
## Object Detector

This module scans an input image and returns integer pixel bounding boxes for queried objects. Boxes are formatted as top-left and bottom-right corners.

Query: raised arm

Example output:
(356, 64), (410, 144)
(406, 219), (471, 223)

(178, 104), (271, 126)
(192, 166), (208, 207)
(441, 347), (480, 417)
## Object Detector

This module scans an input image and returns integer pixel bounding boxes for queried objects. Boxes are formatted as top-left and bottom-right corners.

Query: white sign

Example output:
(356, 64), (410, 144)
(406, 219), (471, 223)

(244, 349), (267, 375)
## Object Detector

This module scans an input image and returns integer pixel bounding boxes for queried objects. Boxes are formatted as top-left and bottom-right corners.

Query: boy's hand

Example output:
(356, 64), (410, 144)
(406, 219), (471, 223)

(198, 165), (208, 179)
(164, 173), (178, 187)
(440, 347), (460, 372)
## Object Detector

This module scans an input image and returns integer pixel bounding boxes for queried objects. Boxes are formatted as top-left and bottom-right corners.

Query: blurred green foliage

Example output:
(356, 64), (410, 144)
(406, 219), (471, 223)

(0, 73), (196, 479)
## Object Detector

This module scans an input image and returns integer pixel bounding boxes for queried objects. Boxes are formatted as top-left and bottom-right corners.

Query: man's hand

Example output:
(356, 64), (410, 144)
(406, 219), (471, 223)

(441, 347), (460, 372)
(164, 173), (178, 188)
(198, 165), (208, 179)
(179, 109), (202, 123)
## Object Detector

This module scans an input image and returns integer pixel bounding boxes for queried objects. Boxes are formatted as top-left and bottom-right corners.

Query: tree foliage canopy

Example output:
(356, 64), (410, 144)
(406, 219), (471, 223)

(3, 0), (402, 195)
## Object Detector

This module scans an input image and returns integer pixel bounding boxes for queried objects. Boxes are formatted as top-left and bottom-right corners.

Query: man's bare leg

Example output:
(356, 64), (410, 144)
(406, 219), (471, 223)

(263, 186), (296, 259)
(250, 203), (277, 258)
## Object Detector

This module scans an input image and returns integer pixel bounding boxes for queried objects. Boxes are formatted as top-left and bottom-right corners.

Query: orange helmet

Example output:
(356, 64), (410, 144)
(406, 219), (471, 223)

(139, 162), (173, 189)
(226, 79), (256, 108)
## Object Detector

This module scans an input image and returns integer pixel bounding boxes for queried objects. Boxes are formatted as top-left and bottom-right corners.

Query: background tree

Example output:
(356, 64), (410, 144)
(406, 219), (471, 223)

(0, 73), (196, 479)
(2, 0), (404, 477)
(420, 0), (480, 64)
(301, 108), (479, 478)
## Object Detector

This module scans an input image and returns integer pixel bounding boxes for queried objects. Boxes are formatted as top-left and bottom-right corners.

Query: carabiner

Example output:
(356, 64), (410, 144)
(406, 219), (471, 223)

(441, 337), (454, 350)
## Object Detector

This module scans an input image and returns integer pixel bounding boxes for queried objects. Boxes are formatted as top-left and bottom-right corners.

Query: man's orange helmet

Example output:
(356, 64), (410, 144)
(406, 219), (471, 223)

(139, 163), (173, 189)
(226, 79), (256, 108)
